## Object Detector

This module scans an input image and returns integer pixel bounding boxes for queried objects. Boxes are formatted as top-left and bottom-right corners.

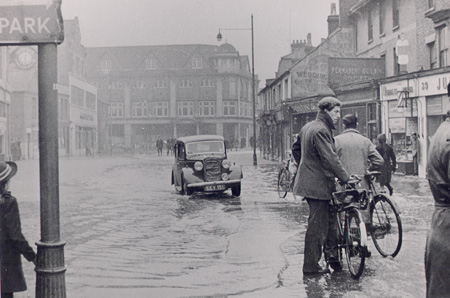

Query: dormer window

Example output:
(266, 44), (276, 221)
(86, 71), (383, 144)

(192, 57), (202, 69)
(101, 60), (112, 72)
(145, 58), (157, 70)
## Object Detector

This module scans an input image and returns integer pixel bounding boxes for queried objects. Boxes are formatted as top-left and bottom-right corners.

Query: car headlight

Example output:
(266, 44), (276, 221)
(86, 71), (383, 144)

(221, 173), (229, 181)
(194, 161), (203, 171)
(222, 159), (231, 169)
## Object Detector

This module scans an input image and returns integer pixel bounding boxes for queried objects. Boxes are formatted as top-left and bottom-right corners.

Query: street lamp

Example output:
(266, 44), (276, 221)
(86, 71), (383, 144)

(217, 14), (257, 166)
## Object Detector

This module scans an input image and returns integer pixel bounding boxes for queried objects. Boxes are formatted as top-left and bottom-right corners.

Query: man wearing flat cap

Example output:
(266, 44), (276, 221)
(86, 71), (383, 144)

(292, 96), (350, 275)
(425, 110), (450, 297)
(335, 114), (384, 255)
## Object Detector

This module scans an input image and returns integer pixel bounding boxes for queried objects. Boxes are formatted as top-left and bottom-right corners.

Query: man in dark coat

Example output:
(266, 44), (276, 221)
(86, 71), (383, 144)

(292, 96), (350, 275)
(1, 161), (36, 298)
(425, 110), (450, 298)
(376, 134), (397, 195)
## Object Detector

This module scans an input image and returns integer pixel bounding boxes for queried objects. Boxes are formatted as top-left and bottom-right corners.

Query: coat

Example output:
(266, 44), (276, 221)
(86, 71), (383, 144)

(292, 110), (350, 200)
(335, 128), (384, 189)
(425, 119), (450, 297)
(376, 143), (396, 185)
(427, 119), (450, 206)
(1, 192), (36, 293)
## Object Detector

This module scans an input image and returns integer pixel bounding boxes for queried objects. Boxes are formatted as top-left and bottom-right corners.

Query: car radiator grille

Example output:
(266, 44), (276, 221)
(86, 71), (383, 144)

(204, 158), (221, 182)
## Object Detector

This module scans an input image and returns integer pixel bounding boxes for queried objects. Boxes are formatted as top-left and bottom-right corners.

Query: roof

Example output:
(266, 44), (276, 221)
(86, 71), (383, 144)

(177, 135), (224, 143)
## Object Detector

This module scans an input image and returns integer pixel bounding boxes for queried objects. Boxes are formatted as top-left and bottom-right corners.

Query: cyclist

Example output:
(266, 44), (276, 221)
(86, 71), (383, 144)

(292, 97), (350, 275)
(335, 114), (384, 257)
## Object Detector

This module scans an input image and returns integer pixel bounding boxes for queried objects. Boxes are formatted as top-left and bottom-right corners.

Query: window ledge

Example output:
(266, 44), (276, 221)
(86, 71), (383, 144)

(379, 32), (386, 38)
(393, 25), (400, 32)
(368, 39), (373, 45)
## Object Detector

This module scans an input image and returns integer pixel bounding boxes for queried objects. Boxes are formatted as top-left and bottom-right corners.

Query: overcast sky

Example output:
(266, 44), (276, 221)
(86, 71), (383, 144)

(62, 0), (338, 85)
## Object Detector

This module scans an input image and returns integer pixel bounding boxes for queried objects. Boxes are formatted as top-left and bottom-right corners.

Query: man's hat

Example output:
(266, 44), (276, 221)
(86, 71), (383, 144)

(342, 114), (357, 126)
(0, 161), (17, 183)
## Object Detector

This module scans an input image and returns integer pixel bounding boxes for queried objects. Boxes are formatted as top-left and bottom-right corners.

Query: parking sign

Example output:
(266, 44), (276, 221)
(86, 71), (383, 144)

(0, 0), (63, 45)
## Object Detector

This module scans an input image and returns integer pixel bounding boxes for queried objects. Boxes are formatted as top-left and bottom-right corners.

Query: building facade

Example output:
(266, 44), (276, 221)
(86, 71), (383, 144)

(0, 48), (11, 161)
(85, 43), (257, 153)
(350, 0), (450, 177)
(8, 18), (98, 158)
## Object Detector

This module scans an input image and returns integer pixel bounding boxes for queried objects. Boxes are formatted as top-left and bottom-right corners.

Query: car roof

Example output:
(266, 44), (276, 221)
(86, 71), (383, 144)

(176, 134), (224, 144)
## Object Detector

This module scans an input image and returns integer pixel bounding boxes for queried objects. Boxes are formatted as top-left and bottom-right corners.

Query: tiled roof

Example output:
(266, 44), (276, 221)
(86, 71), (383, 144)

(86, 44), (221, 73)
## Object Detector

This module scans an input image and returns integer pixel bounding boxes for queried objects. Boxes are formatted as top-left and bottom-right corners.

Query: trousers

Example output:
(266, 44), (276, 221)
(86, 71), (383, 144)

(303, 198), (338, 273)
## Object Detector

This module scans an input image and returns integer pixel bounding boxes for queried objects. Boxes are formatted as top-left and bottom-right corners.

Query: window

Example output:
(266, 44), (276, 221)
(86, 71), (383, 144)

(145, 58), (157, 70)
(192, 57), (202, 69)
(379, 2), (385, 35)
(392, 0), (399, 29)
(86, 92), (96, 111)
(131, 101), (148, 118)
(438, 26), (449, 67)
(240, 102), (249, 117)
(229, 78), (236, 97)
(393, 48), (400, 75)
(429, 42), (437, 69)
(154, 80), (168, 88)
(153, 102), (168, 117)
(200, 79), (214, 87)
(223, 101), (237, 116)
(199, 101), (215, 116)
(111, 102), (123, 118)
(177, 101), (194, 117)
(71, 86), (84, 106)
(428, 0), (434, 9)
(101, 60), (111, 72)
(179, 80), (193, 88)
(133, 81), (145, 89)
(368, 9), (373, 41)
(108, 81), (123, 89)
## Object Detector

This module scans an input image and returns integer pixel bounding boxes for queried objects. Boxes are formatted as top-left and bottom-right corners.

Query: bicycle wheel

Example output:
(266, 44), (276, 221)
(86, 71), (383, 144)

(344, 209), (367, 279)
(370, 194), (402, 257)
(277, 168), (289, 198)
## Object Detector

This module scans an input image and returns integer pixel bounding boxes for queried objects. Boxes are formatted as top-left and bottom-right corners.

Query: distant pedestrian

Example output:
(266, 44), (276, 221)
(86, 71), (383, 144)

(292, 96), (350, 275)
(156, 137), (163, 156)
(1, 161), (37, 298)
(425, 110), (450, 298)
(376, 134), (396, 196)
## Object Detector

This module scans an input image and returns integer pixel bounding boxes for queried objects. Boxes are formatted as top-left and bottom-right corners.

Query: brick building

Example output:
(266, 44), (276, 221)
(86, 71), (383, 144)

(85, 43), (257, 154)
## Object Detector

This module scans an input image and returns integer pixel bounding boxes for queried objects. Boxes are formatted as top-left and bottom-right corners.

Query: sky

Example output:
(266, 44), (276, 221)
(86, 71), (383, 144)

(61, 0), (339, 85)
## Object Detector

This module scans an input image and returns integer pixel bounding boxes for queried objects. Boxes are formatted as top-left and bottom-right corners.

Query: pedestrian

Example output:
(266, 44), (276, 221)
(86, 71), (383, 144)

(335, 114), (384, 257)
(292, 96), (350, 275)
(156, 137), (163, 156)
(1, 161), (37, 298)
(425, 110), (450, 298)
(375, 134), (396, 195)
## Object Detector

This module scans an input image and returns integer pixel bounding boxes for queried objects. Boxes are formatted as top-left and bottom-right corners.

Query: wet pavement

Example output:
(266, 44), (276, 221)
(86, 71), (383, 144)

(12, 150), (433, 297)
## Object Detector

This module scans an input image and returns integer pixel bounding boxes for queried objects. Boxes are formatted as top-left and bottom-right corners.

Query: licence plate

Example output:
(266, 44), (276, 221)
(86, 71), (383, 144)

(205, 185), (226, 191)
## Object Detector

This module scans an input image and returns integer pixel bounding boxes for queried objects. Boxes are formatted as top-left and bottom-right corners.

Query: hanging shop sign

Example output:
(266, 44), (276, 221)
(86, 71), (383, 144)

(0, 0), (64, 45)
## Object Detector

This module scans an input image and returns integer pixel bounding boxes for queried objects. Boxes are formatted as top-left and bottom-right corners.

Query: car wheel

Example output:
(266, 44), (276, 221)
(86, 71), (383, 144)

(231, 183), (241, 197)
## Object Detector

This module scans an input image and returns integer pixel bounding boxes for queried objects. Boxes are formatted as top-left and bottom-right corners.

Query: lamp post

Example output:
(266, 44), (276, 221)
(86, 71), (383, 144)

(217, 14), (257, 166)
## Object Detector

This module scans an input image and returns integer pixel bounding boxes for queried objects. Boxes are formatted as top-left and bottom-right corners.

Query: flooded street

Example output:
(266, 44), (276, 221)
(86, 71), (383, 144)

(14, 150), (433, 297)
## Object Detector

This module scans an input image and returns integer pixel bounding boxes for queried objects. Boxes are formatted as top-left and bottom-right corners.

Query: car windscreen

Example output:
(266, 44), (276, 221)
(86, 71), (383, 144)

(185, 141), (225, 159)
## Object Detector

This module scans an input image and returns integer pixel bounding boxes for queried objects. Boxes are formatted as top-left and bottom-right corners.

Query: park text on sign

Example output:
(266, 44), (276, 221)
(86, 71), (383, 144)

(0, 0), (63, 45)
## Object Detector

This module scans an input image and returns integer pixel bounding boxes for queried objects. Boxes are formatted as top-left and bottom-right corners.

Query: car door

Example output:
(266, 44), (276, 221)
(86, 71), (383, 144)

(173, 142), (185, 187)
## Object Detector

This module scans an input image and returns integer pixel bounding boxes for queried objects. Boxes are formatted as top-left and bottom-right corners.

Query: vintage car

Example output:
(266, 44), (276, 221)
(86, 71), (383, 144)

(171, 135), (243, 196)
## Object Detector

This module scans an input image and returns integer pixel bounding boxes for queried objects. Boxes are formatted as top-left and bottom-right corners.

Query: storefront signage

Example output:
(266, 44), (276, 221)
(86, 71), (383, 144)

(0, 0), (63, 45)
(389, 118), (406, 133)
(417, 72), (450, 97)
(80, 113), (94, 121)
(381, 81), (416, 101)
(328, 58), (385, 85)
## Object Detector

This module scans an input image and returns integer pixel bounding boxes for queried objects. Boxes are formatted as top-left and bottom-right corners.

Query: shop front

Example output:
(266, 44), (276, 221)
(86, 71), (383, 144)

(380, 68), (450, 178)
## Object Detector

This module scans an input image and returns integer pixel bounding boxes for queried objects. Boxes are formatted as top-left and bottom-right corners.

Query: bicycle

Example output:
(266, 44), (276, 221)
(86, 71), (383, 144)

(277, 151), (297, 199)
(330, 176), (368, 279)
(364, 171), (403, 258)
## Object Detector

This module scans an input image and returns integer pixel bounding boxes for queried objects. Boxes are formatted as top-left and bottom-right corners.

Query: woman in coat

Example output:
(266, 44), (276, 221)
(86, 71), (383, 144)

(376, 134), (397, 196)
(1, 161), (36, 298)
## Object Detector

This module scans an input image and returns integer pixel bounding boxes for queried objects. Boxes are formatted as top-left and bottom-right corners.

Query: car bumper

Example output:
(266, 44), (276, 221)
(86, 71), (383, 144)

(187, 179), (241, 188)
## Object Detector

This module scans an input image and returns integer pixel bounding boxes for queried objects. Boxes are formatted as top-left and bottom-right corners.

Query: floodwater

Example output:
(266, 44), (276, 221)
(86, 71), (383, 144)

(13, 150), (433, 297)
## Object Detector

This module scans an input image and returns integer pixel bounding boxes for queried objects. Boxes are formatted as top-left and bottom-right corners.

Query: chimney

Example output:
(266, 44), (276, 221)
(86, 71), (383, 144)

(291, 39), (305, 53)
(307, 33), (312, 45)
(327, 3), (339, 35)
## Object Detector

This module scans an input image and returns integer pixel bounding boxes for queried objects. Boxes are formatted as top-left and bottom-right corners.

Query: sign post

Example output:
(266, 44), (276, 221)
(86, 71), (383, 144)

(0, 1), (65, 297)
